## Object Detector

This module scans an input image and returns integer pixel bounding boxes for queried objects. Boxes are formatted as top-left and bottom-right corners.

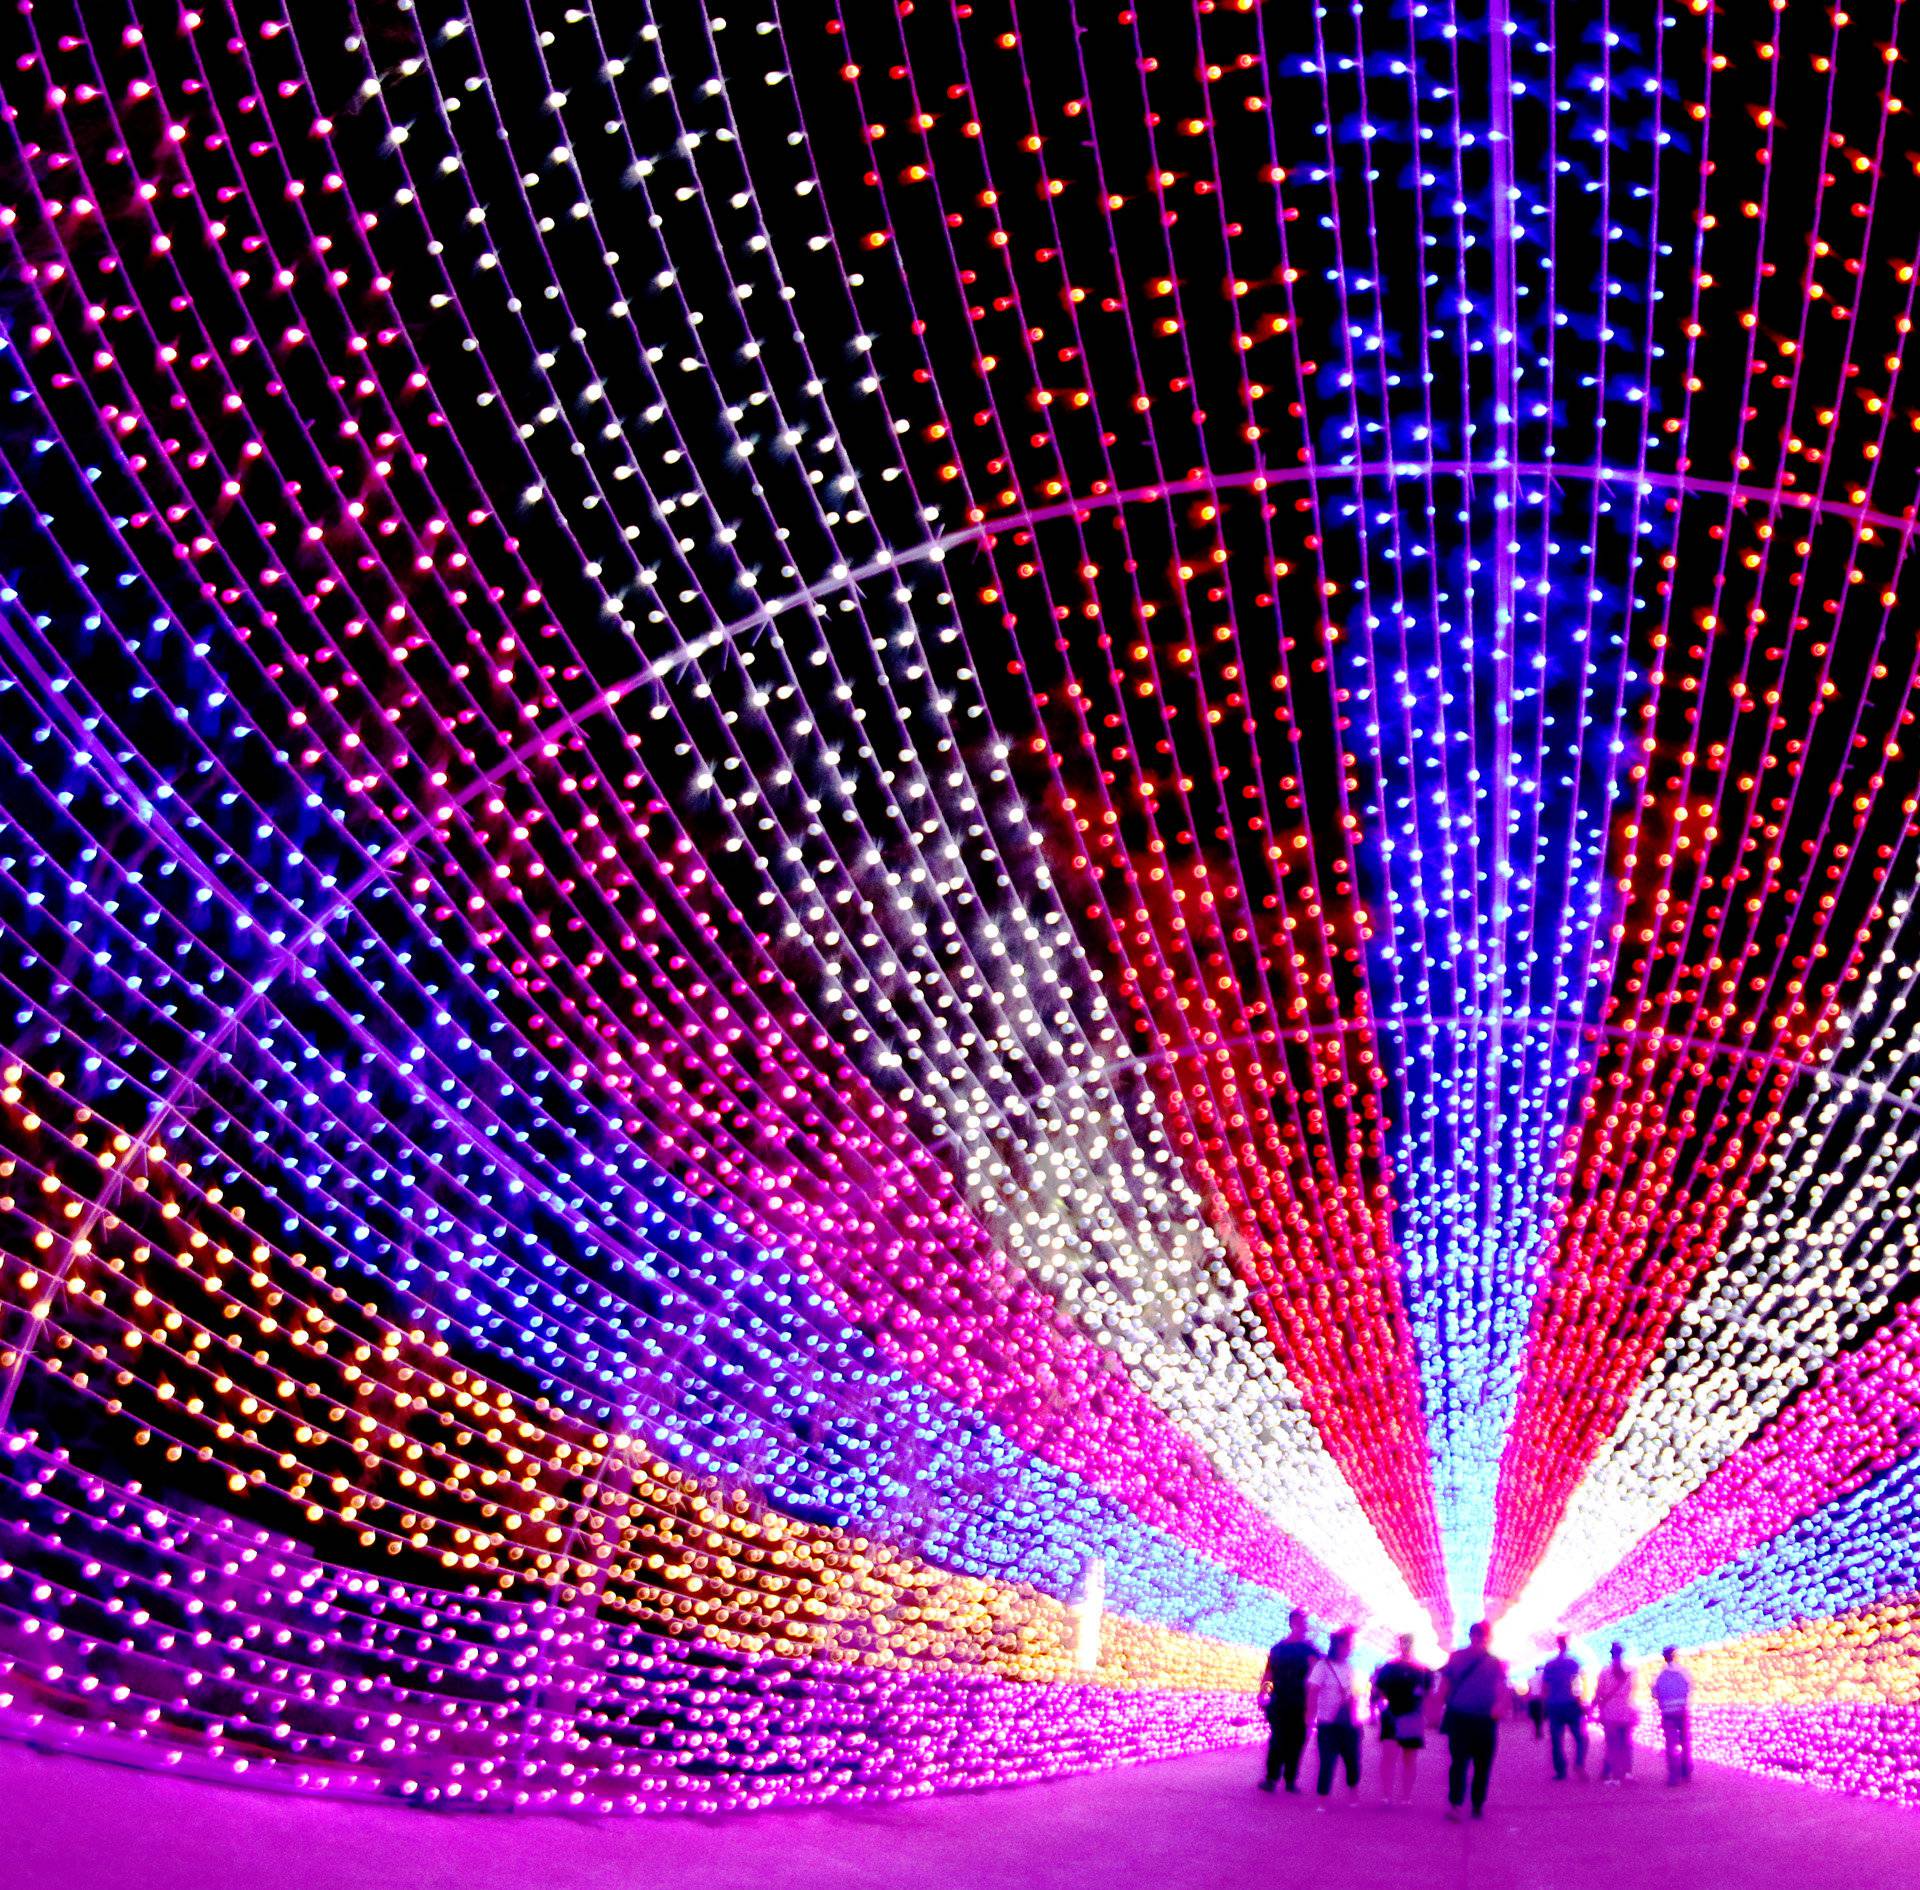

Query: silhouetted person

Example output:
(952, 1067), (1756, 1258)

(1652, 1645), (1692, 1785)
(1438, 1619), (1508, 1821)
(1305, 1625), (1363, 1806)
(1525, 1671), (1546, 1740)
(1370, 1632), (1433, 1805)
(1257, 1607), (1319, 1793)
(1540, 1634), (1589, 1781)
(1593, 1642), (1638, 1782)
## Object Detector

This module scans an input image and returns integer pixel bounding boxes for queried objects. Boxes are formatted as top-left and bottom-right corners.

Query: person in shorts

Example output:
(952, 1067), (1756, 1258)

(1369, 1633), (1434, 1805)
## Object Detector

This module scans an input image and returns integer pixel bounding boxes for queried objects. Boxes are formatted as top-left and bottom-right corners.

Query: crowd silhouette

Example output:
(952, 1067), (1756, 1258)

(1257, 1622), (1696, 1818)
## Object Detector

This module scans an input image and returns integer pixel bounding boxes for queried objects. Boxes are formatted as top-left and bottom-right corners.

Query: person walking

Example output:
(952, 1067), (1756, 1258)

(1539, 1634), (1589, 1781)
(1257, 1608), (1320, 1793)
(1437, 1620), (1508, 1822)
(1593, 1643), (1639, 1783)
(1305, 1626), (1363, 1807)
(1369, 1633), (1434, 1805)
(1652, 1646), (1692, 1786)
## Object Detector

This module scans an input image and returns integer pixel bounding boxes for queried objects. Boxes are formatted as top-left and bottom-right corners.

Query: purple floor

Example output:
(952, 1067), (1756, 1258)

(5, 1732), (1920, 1890)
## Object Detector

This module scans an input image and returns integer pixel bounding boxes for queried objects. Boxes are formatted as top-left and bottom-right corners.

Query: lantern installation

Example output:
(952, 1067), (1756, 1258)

(0, 0), (1916, 1816)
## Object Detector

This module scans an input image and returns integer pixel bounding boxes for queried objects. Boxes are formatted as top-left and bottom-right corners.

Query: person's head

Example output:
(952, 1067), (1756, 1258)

(1396, 1632), (1415, 1659)
(1330, 1626), (1355, 1661)
(1556, 1634), (1570, 1656)
(1468, 1620), (1490, 1649)
(1288, 1607), (1309, 1638)
(1610, 1642), (1626, 1666)
(1662, 1646), (1678, 1665)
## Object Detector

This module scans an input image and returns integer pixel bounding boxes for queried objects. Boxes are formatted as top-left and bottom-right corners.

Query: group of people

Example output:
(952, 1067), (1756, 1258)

(1256, 1611), (1695, 1822)
(1521, 1635), (1694, 1788)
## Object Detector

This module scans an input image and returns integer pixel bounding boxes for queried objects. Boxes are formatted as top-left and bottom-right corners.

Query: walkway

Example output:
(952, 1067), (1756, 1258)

(5, 1728), (1919, 1890)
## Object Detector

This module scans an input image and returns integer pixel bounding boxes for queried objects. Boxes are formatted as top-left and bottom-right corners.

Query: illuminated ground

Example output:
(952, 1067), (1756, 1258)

(6, 1733), (1919, 1890)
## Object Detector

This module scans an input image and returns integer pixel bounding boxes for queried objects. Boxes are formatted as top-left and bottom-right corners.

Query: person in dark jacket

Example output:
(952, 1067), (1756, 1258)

(1256, 1608), (1320, 1793)
(1437, 1620), (1508, 1821)
(1539, 1634), (1589, 1780)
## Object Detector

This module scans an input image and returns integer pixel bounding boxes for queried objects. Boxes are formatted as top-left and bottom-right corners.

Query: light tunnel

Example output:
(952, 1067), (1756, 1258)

(0, 0), (1918, 1820)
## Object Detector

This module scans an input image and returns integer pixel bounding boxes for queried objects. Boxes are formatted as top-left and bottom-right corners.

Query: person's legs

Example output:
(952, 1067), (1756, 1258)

(1605, 1724), (1632, 1780)
(1316, 1722), (1338, 1797)
(1340, 1721), (1361, 1790)
(1399, 1740), (1420, 1802)
(1668, 1711), (1691, 1783)
(1447, 1728), (1470, 1810)
(1552, 1703), (1589, 1775)
(1280, 1710), (1307, 1791)
(1263, 1709), (1285, 1787)
(1548, 1705), (1570, 1779)
(1380, 1738), (1399, 1802)
(1469, 1721), (1497, 1815)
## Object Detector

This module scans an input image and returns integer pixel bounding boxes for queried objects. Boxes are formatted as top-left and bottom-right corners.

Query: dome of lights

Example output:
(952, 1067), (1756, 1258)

(0, 0), (1918, 1816)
